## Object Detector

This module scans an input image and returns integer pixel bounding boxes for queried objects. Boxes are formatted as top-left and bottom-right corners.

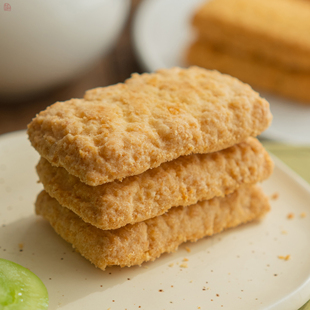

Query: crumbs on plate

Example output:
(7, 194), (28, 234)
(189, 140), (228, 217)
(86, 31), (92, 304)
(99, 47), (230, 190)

(270, 192), (279, 200)
(287, 213), (294, 219)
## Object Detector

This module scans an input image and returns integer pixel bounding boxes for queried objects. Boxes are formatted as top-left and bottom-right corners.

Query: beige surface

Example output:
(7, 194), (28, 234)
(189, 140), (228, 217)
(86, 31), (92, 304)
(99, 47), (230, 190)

(35, 184), (270, 270)
(192, 0), (310, 71)
(28, 66), (272, 186)
(187, 41), (310, 103)
(36, 137), (273, 230)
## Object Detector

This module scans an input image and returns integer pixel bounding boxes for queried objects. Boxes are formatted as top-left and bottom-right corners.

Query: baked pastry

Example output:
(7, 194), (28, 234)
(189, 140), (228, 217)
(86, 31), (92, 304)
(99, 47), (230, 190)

(192, 0), (310, 71)
(35, 184), (270, 270)
(187, 41), (310, 103)
(188, 0), (310, 103)
(36, 137), (273, 230)
(29, 66), (273, 271)
(28, 67), (272, 186)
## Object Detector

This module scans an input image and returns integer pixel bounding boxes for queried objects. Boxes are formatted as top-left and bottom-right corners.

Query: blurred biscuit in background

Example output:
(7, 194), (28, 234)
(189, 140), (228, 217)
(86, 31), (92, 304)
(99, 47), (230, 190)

(187, 0), (310, 104)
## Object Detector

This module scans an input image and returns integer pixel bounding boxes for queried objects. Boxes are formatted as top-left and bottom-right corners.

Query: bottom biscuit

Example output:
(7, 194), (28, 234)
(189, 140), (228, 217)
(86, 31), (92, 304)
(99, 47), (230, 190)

(35, 185), (270, 270)
(187, 40), (310, 104)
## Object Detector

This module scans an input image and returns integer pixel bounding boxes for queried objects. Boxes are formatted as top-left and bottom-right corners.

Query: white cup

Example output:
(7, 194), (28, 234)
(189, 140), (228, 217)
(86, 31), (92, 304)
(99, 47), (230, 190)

(0, 0), (130, 101)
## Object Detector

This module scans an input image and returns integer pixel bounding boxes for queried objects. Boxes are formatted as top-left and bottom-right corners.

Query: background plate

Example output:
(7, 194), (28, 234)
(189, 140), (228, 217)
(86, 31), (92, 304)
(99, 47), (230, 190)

(1, 131), (310, 309)
(133, 0), (310, 144)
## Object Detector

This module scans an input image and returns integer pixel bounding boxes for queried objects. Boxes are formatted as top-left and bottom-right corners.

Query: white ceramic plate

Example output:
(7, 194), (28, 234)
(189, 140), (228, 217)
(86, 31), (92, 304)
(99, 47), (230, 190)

(1, 131), (310, 309)
(133, 0), (310, 145)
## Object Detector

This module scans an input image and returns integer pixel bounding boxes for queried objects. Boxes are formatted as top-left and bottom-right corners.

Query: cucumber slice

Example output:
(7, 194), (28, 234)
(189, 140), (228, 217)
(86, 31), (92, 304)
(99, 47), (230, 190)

(0, 258), (48, 310)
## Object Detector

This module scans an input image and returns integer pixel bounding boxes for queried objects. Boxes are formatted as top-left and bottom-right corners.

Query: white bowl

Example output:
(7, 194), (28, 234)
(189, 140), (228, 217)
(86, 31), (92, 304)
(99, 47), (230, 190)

(0, 0), (130, 100)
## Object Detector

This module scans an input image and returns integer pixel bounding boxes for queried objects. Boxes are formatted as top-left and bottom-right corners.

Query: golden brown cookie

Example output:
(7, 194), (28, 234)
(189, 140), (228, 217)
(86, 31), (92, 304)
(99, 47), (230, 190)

(28, 67), (272, 186)
(35, 184), (270, 270)
(192, 0), (310, 71)
(36, 137), (273, 230)
(187, 40), (310, 103)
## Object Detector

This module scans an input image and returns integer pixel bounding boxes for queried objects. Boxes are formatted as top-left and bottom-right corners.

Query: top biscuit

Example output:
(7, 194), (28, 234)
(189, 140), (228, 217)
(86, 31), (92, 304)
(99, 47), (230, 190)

(193, 0), (310, 71)
(28, 67), (272, 186)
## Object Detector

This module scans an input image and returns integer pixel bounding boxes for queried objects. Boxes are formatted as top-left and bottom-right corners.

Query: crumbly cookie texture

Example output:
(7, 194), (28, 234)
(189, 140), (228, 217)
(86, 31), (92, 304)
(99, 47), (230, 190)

(187, 41), (310, 104)
(36, 137), (273, 230)
(28, 67), (272, 186)
(35, 184), (270, 270)
(193, 0), (310, 71)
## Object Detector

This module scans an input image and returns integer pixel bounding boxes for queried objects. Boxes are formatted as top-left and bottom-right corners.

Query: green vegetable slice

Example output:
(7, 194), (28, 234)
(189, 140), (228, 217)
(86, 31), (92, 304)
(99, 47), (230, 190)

(0, 258), (48, 310)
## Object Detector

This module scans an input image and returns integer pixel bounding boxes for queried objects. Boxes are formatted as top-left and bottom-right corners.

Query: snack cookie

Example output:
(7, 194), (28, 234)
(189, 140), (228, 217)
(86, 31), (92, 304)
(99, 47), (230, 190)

(36, 137), (273, 230)
(193, 0), (310, 71)
(35, 184), (270, 270)
(28, 67), (272, 186)
(187, 41), (310, 103)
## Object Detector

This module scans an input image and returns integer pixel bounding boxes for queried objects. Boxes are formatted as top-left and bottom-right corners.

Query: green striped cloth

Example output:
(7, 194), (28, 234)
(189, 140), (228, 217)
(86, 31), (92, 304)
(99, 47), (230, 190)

(262, 142), (310, 310)
(299, 300), (310, 310)
(262, 142), (310, 184)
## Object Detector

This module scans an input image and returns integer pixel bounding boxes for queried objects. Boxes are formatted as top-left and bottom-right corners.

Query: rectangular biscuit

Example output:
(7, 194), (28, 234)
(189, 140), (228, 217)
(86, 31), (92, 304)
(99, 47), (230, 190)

(36, 137), (273, 230)
(35, 184), (270, 270)
(192, 0), (310, 71)
(187, 40), (310, 103)
(28, 67), (272, 186)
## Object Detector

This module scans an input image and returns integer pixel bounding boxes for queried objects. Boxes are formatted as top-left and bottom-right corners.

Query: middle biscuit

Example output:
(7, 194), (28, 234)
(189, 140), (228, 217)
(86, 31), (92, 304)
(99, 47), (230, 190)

(36, 137), (273, 230)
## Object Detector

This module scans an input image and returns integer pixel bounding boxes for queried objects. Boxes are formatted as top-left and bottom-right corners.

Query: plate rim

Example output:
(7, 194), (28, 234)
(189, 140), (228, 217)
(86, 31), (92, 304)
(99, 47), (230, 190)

(1, 130), (310, 310)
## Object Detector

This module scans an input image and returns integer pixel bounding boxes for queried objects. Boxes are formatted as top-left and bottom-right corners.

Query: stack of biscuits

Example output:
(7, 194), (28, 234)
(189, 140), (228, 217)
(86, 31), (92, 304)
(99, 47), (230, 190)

(187, 0), (310, 103)
(28, 66), (273, 271)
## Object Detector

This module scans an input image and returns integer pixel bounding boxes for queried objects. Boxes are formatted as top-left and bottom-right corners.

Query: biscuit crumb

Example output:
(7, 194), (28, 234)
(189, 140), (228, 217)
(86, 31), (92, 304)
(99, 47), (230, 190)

(270, 192), (279, 200)
(185, 247), (191, 253)
(278, 255), (290, 261)
(300, 212), (306, 218)
(18, 243), (24, 252)
(168, 263), (174, 267)
(183, 258), (189, 262)
(281, 230), (287, 234)
(180, 263), (188, 268)
(287, 213), (294, 219)
(198, 307), (201, 309)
